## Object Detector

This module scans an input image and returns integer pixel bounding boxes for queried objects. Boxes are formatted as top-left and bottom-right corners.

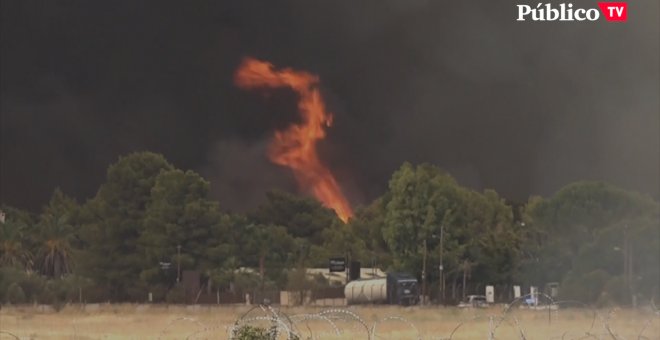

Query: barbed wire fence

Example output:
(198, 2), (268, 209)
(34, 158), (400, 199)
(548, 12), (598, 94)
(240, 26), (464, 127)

(1, 297), (658, 339)
(214, 298), (657, 340)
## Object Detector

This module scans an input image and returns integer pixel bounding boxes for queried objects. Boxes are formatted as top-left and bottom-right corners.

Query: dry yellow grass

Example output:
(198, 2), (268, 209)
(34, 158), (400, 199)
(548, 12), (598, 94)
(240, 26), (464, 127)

(1, 304), (658, 339)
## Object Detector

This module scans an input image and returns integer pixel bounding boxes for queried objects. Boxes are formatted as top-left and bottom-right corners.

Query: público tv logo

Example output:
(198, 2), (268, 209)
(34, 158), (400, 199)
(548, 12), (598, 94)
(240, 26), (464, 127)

(517, 2), (627, 22)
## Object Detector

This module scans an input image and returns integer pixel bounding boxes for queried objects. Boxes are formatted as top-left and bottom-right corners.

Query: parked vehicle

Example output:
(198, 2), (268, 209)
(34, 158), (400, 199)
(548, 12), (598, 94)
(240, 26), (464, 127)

(457, 295), (488, 308)
(344, 272), (419, 305)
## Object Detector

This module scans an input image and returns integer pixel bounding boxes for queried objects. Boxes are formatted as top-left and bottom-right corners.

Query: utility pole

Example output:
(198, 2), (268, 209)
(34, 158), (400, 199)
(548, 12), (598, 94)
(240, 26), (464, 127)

(439, 225), (444, 304)
(177, 244), (181, 283)
(462, 259), (468, 299)
(623, 225), (635, 306)
(624, 226), (628, 304)
(422, 238), (427, 305)
(345, 250), (350, 284)
(629, 244), (635, 306)
(259, 255), (265, 292)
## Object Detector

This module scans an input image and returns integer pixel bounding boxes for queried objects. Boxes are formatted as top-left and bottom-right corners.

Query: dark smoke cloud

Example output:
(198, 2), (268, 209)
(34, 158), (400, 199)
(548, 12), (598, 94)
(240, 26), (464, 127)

(1, 1), (658, 211)
(201, 139), (296, 212)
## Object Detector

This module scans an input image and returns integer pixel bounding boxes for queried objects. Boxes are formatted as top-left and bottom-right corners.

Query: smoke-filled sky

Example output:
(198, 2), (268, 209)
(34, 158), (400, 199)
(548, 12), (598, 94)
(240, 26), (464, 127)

(1, 1), (658, 211)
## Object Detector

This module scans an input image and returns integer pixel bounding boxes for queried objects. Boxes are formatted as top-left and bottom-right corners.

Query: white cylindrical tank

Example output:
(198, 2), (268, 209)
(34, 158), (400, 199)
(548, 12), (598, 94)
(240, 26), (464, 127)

(344, 278), (387, 304)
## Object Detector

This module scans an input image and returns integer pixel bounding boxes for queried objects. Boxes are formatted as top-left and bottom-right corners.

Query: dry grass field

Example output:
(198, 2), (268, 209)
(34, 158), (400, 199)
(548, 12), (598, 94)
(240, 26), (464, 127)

(1, 304), (658, 339)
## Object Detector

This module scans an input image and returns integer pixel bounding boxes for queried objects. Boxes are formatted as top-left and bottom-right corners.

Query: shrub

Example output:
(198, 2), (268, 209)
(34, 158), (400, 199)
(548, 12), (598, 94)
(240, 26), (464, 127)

(18, 273), (46, 302)
(599, 276), (626, 306)
(60, 274), (95, 301)
(0, 267), (103, 305)
(6, 282), (27, 304)
(37, 282), (58, 305)
(232, 325), (278, 340)
(0, 268), (47, 303)
(0, 267), (27, 301)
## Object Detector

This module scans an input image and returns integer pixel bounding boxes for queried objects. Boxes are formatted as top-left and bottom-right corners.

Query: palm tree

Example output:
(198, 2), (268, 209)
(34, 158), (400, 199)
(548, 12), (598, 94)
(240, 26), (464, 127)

(0, 219), (34, 270)
(36, 214), (74, 277)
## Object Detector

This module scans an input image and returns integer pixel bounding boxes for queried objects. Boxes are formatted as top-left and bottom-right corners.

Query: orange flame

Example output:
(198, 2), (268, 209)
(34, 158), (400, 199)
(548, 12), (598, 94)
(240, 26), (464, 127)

(234, 57), (353, 222)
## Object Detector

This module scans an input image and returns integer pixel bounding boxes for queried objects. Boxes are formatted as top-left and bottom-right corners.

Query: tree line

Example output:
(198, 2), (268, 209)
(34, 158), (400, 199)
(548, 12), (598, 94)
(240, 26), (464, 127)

(1, 152), (658, 306)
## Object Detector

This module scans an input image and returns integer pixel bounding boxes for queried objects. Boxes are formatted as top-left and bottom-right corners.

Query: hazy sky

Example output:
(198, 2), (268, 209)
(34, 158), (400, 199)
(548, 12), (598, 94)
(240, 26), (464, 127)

(1, 1), (658, 211)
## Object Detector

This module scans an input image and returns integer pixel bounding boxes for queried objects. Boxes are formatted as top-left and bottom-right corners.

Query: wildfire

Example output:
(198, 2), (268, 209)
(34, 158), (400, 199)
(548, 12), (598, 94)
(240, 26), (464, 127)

(234, 57), (353, 222)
